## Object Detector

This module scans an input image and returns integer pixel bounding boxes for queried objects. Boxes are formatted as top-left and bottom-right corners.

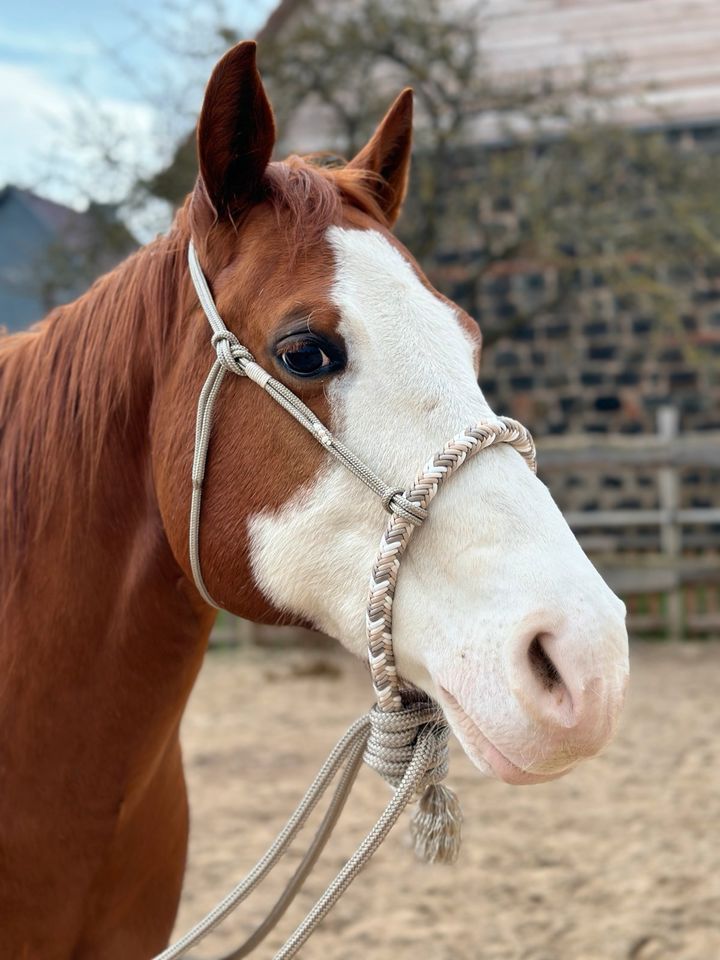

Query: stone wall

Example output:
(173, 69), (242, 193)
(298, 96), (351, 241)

(426, 130), (720, 549)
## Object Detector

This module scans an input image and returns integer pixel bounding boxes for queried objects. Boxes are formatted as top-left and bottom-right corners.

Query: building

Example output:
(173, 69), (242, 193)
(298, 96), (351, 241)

(0, 186), (135, 333)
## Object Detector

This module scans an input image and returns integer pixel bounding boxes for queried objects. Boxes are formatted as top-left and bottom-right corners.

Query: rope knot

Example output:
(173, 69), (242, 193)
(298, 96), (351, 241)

(380, 488), (428, 527)
(211, 330), (255, 375)
(364, 697), (448, 790)
(364, 696), (461, 863)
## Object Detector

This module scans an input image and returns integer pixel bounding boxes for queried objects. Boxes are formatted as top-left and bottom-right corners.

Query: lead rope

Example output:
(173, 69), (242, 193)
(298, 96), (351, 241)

(153, 243), (536, 960)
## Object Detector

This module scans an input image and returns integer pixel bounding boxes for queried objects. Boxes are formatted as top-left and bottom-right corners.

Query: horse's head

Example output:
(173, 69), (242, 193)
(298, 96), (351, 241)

(154, 42), (628, 785)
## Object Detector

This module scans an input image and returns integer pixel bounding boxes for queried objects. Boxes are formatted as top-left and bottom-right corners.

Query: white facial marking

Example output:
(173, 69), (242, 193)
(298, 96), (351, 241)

(249, 227), (628, 784)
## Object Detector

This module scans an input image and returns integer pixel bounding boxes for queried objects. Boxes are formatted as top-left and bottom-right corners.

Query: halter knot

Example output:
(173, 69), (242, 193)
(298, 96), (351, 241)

(364, 697), (461, 864)
(364, 697), (449, 791)
(380, 488), (428, 527)
(211, 330), (255, 375)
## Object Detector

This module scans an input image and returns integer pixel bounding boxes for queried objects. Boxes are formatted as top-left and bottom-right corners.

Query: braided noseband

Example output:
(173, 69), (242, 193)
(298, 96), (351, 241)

(155, 242), (536, 960)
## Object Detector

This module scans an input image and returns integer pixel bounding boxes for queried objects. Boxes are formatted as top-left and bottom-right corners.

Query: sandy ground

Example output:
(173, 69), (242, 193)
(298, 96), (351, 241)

(174, 642), (720, 960)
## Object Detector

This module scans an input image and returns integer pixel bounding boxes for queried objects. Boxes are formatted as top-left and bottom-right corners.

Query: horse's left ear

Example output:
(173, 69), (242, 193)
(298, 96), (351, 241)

(347, 89), (413, 226)
(194, 41), (276, 220)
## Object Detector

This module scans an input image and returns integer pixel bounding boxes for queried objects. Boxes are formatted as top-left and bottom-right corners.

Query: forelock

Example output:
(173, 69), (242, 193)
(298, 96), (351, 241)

(261, 157), (388, 248)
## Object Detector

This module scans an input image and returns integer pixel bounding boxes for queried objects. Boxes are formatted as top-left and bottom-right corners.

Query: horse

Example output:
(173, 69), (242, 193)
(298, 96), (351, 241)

(0, 40), (629, 959)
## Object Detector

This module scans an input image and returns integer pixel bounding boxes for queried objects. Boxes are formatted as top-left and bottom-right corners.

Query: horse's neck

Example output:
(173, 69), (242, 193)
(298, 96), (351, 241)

(0, 230), (214, 767)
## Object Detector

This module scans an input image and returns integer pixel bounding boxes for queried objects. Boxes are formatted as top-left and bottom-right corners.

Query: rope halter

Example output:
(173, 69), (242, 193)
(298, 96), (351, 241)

(158, 241), (536, 960)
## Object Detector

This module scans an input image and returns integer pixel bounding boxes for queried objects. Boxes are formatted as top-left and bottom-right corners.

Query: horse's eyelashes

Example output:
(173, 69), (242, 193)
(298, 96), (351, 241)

(275, 334), (346, 379)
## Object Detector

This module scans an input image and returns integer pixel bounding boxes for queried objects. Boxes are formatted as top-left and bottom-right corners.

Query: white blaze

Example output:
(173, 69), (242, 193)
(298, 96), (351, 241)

(249, 227), (628, 783)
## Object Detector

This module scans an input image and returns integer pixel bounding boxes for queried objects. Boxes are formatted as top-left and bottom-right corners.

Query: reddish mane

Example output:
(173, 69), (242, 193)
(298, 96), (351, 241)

(263, 157), (388, 245)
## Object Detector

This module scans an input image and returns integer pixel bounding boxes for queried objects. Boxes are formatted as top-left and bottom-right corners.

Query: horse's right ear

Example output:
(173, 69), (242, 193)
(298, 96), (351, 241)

(194, 41), (276, 221)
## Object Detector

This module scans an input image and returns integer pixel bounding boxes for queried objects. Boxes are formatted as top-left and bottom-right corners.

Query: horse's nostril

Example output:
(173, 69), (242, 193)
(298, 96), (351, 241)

(527, 634), (563, 691)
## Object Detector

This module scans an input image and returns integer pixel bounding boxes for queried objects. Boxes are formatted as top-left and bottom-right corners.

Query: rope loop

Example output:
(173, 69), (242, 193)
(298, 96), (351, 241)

(381, 488), (428, 527)
(364, 697), (450, 792)
(211, 330), (255, 375)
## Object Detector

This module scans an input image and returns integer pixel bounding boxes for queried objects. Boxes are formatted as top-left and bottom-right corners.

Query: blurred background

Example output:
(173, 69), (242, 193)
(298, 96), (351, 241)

(3, 2), (720, 957)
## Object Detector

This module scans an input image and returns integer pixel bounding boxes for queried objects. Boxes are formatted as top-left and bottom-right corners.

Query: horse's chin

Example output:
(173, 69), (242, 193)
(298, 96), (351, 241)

(436, 686), (576, 786)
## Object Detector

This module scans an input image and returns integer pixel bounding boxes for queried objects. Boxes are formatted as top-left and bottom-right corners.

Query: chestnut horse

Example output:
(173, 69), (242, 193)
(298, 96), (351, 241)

(0, 41), (628, 959)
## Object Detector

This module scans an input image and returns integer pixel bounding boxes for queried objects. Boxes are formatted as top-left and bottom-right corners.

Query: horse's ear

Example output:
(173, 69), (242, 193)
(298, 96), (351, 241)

(347, 89), (413, 226)
(194, 41), (276, 220)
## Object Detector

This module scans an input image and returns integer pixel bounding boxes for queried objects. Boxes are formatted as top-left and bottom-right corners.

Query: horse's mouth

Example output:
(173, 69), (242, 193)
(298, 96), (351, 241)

(437, 686), (575, 786)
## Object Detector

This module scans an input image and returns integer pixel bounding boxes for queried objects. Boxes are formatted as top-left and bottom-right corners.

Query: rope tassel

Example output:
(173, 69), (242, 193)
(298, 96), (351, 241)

(411, 783), (463, 864)
(362, 697), (462, 864)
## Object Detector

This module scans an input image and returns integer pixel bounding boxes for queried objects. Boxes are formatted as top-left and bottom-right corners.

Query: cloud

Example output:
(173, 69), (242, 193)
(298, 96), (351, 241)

(0, 61), (159, 210)
(0, 24), (96, 61)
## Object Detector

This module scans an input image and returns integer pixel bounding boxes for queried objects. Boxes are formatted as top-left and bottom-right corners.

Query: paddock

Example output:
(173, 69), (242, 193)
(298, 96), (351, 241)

(175, 640), (720, 960)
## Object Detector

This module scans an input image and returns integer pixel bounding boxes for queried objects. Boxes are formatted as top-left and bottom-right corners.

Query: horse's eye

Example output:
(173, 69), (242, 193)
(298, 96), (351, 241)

(276, 336), (344, 379)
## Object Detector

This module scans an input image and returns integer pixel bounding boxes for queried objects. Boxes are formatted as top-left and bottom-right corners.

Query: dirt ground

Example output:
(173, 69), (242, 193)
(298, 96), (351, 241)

(174, 642), (720, 960)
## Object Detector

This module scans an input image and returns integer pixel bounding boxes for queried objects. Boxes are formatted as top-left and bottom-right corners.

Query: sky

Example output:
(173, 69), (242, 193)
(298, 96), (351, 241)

(0, 0), (275, 228)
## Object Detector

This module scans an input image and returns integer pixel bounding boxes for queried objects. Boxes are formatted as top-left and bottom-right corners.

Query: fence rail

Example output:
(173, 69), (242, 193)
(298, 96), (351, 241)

(537, 434), (720, 469)
(538, 405), (719, 640)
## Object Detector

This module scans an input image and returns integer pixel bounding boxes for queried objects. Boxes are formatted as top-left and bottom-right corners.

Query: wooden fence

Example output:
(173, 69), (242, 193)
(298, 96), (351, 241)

(538, 406), (720, 640)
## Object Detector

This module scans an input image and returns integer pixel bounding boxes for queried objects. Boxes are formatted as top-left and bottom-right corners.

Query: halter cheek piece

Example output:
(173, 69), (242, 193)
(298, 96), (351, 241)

(159, 241), (536, 960)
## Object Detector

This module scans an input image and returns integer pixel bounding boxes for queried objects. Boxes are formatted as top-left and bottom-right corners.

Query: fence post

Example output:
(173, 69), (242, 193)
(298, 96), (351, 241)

(657, 406), (682, 641)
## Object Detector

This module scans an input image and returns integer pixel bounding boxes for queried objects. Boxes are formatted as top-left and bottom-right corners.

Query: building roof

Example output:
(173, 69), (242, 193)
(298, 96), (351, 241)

(256, 0), (305, 40)
(0, 186), (135, 331)
(0, 186), (133, 250)
(0, 185), (88, 237)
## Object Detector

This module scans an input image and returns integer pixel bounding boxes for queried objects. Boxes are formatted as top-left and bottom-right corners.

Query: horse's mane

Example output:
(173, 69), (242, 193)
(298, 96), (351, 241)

(0, 157), (388, 582)
(263, 156), (388, 246)
(0, 223), (188, 592)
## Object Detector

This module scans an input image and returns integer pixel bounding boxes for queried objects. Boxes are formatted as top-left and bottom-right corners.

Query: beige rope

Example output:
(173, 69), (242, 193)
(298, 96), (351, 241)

(217, 740), (366, 960)
(188, 242), (426, 606)
(159, 242), (537, 960)
(153, 715), (370, 960)
(153, 702), (449, 960)
(367, 421), (536, 711)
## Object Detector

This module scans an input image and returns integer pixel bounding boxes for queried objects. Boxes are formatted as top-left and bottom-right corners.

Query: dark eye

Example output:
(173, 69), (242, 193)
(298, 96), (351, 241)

(276, 335), (345, 379)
